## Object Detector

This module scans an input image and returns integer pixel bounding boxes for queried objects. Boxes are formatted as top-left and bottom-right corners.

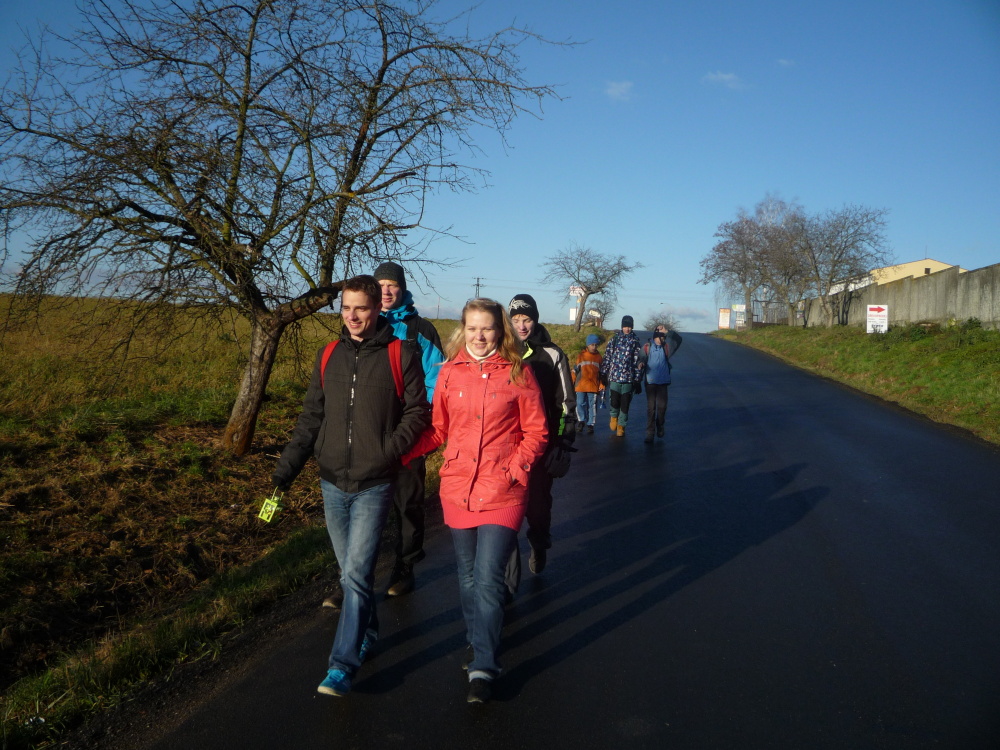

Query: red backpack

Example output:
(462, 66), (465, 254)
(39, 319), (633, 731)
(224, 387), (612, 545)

(319, 338), (404, 399)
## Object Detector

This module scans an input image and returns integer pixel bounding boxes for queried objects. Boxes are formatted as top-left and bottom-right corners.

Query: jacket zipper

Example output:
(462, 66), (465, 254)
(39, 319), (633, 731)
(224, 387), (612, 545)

(346, 344), (359, 483)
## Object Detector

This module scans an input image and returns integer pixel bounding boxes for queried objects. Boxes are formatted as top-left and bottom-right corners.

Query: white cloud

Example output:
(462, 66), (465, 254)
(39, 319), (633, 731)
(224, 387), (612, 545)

(605, 81), (634, 102)
(702, 71), (744, 90)
(777, 58), (796, 67)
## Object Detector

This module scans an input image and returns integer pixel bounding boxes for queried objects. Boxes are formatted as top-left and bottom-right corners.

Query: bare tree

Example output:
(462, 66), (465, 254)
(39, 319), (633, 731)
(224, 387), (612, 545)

(753, 196), (812, 326)
(587, 295), (615, 329)
(643, 311), (680, 331)
(795, 205), (892, 327)
(699, 215), (766, 327)
(541, 244), (641, 331)
(0, 0), (558, 454)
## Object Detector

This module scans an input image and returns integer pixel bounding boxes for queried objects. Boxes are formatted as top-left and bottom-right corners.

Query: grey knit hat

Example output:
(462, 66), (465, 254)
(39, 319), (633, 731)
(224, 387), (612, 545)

(373, 261), (407, 292)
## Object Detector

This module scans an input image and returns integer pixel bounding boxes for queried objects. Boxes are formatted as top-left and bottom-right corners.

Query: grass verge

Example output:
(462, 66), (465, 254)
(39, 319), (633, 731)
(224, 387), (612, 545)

(2, 527), (334, 750)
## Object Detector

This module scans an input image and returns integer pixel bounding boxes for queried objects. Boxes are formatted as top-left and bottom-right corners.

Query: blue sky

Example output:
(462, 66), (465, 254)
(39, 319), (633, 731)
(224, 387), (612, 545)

(3, 0), (998, 331)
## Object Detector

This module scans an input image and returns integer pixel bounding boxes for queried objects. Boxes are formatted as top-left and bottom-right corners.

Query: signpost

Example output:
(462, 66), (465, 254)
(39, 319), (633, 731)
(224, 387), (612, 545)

(718, 308), (732, 330)
(866, 304), (888, 334)
(732, 303), (746, 330)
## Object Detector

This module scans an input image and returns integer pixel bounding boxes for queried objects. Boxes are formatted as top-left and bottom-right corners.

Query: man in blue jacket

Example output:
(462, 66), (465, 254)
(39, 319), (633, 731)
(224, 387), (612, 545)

(373, 261), (445, 597)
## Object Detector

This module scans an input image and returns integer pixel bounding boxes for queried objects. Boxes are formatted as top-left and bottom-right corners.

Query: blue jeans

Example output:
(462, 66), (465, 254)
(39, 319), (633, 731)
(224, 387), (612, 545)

(321, 480), (394, 676)
(451, 524), (518, 678)
(576, 391), (597, 426)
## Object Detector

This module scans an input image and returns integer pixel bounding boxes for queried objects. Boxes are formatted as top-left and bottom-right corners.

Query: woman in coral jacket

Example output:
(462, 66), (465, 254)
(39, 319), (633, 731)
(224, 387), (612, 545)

(403, 298), (548, 704)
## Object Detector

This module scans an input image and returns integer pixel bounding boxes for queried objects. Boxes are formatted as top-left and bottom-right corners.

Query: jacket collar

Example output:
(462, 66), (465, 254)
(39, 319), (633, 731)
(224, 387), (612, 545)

(381, 291), (417, 323)
(453, 347), (511, 372)
(526, 322), (553, 347)
(340, 316), (394, 348)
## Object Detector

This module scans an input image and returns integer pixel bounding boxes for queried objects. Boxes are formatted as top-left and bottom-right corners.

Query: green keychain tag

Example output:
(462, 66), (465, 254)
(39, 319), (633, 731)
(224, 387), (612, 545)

(258, 489), (284, 523)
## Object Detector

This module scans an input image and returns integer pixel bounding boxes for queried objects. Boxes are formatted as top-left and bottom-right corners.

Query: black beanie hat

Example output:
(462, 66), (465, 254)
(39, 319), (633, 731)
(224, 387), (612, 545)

(373, 261), (407, 292)
(621, 315), (634, 328)
(508, 294), (540, 324)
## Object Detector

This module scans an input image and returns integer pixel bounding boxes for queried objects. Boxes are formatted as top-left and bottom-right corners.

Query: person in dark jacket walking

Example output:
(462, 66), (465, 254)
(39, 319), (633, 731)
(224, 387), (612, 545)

(373, 261), (445, 598)
(504, 294), (576, 589)
(272, 275), (430, 698)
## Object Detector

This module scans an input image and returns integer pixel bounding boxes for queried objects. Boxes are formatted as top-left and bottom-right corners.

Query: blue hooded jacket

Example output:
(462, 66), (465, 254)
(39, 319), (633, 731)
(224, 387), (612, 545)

(381, 290), (446, 402)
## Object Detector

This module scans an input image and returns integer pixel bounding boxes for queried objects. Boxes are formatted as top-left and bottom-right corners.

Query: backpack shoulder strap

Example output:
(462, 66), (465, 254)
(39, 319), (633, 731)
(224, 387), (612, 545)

(321, 339), (403, 398)
(320, 341), (338, 388)
(404, 316), (419, 344)
(388, 338), (404, 400)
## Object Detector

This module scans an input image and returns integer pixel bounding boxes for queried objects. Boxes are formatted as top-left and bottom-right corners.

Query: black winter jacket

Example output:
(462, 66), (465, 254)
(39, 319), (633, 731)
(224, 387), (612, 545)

(273, 318), (430, 493)
(523, 324), (577, 441)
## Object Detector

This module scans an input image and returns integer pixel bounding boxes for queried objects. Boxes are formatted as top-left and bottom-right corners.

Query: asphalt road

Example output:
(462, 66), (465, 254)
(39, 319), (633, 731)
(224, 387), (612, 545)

(136, 332), (1000, 749)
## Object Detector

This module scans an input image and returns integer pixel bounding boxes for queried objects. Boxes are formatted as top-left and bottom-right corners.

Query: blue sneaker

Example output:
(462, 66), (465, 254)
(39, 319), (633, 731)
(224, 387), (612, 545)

(317, 669), (351, 696)
(359, 635), (374, 663)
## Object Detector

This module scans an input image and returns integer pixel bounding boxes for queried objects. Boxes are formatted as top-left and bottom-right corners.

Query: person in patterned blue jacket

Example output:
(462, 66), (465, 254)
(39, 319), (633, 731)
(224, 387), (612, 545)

(599, 315), (643, 436)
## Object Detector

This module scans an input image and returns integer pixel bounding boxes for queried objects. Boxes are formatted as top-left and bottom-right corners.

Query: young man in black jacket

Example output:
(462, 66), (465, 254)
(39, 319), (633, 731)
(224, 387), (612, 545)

(504, 294), (576, 595)
(272, 275), (429, 697)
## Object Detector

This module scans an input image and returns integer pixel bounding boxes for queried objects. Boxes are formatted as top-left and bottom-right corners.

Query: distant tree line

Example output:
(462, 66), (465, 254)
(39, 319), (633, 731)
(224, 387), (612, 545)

(699, 195), (892, 328)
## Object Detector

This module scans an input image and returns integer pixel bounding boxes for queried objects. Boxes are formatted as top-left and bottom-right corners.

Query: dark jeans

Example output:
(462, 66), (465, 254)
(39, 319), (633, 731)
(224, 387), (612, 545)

(645, 383), (669, 435)
(504, 468), (554, 594)
(452, 524), (518, 677)
(392, 455), (426, 567)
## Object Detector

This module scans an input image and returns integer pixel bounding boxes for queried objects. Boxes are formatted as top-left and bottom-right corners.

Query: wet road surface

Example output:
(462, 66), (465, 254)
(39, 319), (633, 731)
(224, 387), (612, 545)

(138, 332), (1000, 749)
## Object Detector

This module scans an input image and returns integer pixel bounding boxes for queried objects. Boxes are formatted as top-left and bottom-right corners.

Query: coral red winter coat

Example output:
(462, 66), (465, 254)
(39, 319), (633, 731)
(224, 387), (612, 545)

(403, 348), (548, 513)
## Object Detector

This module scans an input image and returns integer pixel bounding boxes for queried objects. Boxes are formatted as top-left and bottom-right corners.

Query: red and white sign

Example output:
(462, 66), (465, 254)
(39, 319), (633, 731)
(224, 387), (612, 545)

(866, 304), (888, 334)
(569, 285), (585, 298)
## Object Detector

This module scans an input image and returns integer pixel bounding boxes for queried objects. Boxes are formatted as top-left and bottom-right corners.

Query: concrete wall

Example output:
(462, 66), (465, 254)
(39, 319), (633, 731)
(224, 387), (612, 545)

(801, 261), (1000, 329)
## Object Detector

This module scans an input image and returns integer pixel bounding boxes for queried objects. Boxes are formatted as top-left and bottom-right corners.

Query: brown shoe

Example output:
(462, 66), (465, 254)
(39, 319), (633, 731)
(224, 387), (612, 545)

(616, 424), (625, 437)
(386, 565), (414, 597)
(322, 588), (344, 610)
(609, 417), (618, 431)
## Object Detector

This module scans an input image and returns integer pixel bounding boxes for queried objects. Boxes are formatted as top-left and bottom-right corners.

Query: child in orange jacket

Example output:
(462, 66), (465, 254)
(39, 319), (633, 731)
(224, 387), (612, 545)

(572, 334), (603, 433)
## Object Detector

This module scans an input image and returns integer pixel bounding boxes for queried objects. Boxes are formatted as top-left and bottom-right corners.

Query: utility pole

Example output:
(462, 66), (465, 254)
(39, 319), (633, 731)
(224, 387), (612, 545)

(473, 277), (483, 297)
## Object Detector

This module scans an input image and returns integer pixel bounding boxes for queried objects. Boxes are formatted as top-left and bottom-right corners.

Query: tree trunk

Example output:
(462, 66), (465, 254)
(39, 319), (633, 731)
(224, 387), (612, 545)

(823, 295), (837, 327)
(575, 293), (590, 331)
(223, 315), (287, 456)
(221, 284), (341, 456)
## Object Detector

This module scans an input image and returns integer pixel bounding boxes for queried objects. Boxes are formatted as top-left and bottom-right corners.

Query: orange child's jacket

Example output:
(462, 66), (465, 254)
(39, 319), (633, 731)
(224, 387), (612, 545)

(403, 348), (548, 512)
(573, 349), (603, 393)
